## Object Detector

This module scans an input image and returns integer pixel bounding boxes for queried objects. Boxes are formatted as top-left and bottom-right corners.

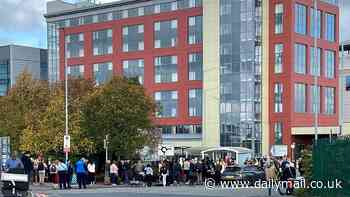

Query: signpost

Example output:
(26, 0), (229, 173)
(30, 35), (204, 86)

(270, 145), (288, 157)
(63, 135), (71, 153)
(158, 144), (174, 157)
(0, 137), (10, 170)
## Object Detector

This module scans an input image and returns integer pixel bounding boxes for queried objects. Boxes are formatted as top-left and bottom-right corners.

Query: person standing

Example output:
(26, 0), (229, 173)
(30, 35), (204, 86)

(67, 160), (74, 189)
(49, 161), (58, 184)
(57, 160), (68, 189)
(144, 164), (153, 187)
(76, 158), (87, 189)
(37, 159), (46, 185)
(21, 151), (33, 184)
(87, 161), (96, 185)
(110, 161), (118, 186)
(173, 161), (181, 185)
(5, 152), (24, 170)
(183, 159), (190, 183)
(160, 162), (168, 187)
(33, 159), (39, 184)
(195, 160), (203, 185)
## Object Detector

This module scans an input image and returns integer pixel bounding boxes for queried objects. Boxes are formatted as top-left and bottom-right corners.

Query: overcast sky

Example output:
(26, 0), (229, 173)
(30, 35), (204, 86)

(0, 0), (349, 48)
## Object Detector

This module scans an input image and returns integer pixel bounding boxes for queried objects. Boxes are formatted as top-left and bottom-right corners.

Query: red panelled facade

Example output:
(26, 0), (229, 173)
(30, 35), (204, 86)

(59, 7), (203, 127)
(269, 0), (339, 151)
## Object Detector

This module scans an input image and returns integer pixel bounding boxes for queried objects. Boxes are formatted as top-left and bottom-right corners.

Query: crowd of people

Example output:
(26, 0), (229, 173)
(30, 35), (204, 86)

(3, 151), (301, 192)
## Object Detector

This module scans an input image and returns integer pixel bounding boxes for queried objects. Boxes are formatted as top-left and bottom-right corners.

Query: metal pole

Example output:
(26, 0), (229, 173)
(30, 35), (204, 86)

(64, 28), (69, 163)
(313, 0), (318, 144)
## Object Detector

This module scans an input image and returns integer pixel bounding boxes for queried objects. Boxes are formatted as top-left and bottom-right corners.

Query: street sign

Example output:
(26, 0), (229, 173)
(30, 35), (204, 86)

(64, 135), (71, 153)
(0, 137), (10, 169)
(270, 145), (288, 157)
(158, 144), (174, 156)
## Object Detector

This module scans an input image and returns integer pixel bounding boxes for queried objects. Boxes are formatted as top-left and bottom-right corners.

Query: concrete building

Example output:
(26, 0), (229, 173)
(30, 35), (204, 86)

(45, 0), (339, 156)
(339, 41), (350, 135)
(0, 45), (48, 96)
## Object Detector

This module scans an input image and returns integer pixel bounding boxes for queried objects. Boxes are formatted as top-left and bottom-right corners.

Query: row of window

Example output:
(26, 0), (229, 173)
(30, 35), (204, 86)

(65, 16), (202, 58)
(0, 62), (9, 96)
(274, 43), (335, 79)
(67, 53), (202, 84)
(160, 124), (202, 135)
(275, 3), (336, 42)
(61, 0), (202, 28)
(274, 83), (335, 115)
(154, 89), (202, 118)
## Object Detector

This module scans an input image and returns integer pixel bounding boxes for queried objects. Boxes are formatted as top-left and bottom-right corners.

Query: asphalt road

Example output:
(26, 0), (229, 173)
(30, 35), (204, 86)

(31, 186), (288, 197)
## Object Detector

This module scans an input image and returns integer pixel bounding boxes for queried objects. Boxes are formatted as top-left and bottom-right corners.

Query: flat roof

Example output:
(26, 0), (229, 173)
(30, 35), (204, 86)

(45, 0), (150, 18)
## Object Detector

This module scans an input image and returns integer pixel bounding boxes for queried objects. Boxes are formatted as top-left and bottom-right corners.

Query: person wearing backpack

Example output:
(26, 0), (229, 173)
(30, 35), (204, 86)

(49, 162), (58, 184)
(37, 159), (46, 185)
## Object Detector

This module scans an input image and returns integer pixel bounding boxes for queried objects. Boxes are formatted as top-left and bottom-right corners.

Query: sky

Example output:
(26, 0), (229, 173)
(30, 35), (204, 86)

(0, 0), (349, 48)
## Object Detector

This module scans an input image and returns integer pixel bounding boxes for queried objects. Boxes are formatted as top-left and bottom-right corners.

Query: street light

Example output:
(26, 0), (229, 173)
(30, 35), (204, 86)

(63, 28), (69, 164)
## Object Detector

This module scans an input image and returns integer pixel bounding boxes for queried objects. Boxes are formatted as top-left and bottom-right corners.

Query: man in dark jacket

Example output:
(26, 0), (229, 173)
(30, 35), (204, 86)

(21, 151), (33, 184)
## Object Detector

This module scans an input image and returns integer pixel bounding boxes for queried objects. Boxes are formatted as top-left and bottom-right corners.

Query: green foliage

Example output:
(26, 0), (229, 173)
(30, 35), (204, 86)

(300, 148), (313, 182)
(82, 76), (160, 159)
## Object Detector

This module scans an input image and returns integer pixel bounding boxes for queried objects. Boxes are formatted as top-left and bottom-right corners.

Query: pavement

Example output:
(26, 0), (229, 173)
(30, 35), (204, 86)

(28, 184), (291, 197)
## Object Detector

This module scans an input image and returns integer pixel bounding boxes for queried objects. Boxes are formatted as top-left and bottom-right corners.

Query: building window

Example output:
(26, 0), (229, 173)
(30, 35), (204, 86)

(188, 16), (202, 44)
(93, 62), (113, 85)
(93, 29), (113, 56)
(324, 87), (335, 114)
(311, 85), (320, 113)
(275, 4), (283, 34)
(155, 90), (178, 118)
(123, 59), (144, 84)
(154, 20), (178, 48)
(189, 88), (202, 117)
(321, 0), (338, 5)
(155, 56), (178, 83)
(346, 76), (350, 91)
(310, 47), (321, 76)
(274, 44), (283, 73)
(123, 24), (144, 52)
(67, 65), (84, 78)
(274, 83), (283, 113)
(294, 43), (306, 74)
(325, 13), (335, 42)
(295, 4), (307, 35)
(188, 53), (203, 80)
(325, 50), (335, 79)
(310, 8), (321, 38)
(295, 83), (306, 113)
(0, 61), (9, 96)
(66, 33), (84, 58)
(274, 122), (283, 145)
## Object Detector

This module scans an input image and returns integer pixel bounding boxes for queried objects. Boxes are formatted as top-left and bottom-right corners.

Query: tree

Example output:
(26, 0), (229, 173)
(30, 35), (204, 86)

(0, 72), (50, 151)
(82, 76), (160, 158)
(19, 78), (96, 156)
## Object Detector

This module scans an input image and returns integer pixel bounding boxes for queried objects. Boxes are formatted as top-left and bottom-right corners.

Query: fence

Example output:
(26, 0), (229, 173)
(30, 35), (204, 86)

(312, 138), (350, 197)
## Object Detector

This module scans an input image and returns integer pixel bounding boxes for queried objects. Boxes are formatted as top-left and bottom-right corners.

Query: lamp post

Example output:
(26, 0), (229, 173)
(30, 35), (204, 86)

(63, 28), (69, 164)
(313, 0), (319, 145)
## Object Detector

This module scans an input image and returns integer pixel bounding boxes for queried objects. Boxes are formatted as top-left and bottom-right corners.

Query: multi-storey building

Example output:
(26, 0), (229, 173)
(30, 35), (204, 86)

(339, 41), (350, 136)
(0, 45), (48, 96)
(269, 0), (339, 154)
(45, 0), (339, 156)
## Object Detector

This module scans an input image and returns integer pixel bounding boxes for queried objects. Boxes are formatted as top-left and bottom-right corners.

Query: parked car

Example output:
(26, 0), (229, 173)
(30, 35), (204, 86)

(221, 165), (265, 185)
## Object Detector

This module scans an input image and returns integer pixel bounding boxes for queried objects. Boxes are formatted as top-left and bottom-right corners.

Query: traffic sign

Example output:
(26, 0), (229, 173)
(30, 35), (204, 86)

(158, 144), (174, 156)
(64, 135), (71, 153)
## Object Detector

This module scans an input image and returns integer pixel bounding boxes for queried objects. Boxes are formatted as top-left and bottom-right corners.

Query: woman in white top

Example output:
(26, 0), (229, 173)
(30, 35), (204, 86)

(87, 161), (96, 185)
(110, 161), (118, 186)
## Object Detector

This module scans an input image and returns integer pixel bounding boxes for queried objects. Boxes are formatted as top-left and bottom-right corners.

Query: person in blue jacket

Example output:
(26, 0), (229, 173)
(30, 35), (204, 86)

(75, 158), (87, 189)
